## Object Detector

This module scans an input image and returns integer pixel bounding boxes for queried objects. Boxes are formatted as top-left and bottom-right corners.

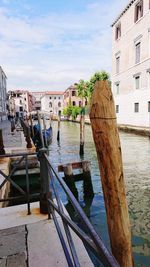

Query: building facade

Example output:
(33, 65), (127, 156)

(31, 92), (46, 111)
(8, 90), (35, 117)
(63, 84), (85, 108)
(41, 92), (64, 116)
(112, 0), (150, 127)
(0, 67), (7, 121)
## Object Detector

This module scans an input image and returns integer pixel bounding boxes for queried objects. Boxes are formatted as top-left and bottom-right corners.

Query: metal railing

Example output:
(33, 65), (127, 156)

(0, 152), (38, 214)
(0, 149), (120, 266)
(43, 153), (120, 267)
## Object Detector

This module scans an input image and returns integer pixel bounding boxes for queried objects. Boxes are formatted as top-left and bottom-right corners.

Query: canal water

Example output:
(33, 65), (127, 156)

(48, 121), (150, 267)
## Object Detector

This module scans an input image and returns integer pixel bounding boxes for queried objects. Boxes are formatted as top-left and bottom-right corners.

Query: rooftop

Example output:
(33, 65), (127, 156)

(111, 0), (136, 27)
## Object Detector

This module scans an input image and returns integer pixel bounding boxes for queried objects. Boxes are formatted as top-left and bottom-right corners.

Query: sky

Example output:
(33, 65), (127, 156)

(0, 0), (129, 92)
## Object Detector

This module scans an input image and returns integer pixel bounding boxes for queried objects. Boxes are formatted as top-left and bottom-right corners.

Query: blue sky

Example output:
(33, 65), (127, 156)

(0, 0), (129, 91)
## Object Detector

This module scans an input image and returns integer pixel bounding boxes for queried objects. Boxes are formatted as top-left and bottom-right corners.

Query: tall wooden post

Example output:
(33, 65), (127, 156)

(37, 111), (44, 148)
(90, 80), (133, 267)
(29, 114), (34, 138)
(79, 111), (85, 155)
(57, 115), (60, 142)
(43, 115), (48, 147)
(0, 129), (5, 155)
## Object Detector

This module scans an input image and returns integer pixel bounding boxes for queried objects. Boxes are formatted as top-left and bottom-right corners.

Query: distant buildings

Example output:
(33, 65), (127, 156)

(41, 91), (64, 116)
(64, 84), (85, 108)
(7, 85), (86, 118)
(0, 67), (7, 121)
(112, 0), (150, 127)
(31, 92), (45, 111)
(8, 90), (35, 117)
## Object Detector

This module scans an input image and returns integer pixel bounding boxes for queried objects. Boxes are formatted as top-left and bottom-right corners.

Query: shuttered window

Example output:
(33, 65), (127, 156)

(134, 103), (139, 113)
(135, 42), (140, 64)
(134, 0), (143, 22)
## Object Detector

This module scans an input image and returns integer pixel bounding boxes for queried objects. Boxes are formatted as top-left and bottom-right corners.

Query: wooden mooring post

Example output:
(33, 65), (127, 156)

(57, 115), (60, 142)
(63, 164), (78, 200)
(79, 112), (85, 155)
(0, 129), (5, 155)
(90, 80), (133, 267)
(82, 161), (94, 199)
(37, 111), (44, 148)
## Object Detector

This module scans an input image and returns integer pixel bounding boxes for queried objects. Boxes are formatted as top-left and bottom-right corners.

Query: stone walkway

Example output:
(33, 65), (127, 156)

(0, 120), (22, 149)
(0, 225), (27, 267)
(0, 203), (93, 267)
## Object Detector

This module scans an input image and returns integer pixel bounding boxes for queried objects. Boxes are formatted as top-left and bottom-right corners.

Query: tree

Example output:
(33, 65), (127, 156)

(87, 71), (110, 100)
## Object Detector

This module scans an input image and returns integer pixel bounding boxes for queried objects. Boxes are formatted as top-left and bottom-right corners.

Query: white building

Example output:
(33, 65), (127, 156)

(0, 67), (7, 121)
(8, 90), (35, 117)
(32, 92), (45, 111)
(112, 0), (150, 127)
(41, 91), (64, 116)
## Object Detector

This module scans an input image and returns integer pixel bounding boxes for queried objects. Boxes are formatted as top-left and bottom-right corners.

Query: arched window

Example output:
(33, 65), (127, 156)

(49, 102), (52, 108)
(58, 102), (61, 107)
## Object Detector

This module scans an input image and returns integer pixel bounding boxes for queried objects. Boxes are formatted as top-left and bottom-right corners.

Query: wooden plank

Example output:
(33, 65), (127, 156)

(58, 161), (90, 172)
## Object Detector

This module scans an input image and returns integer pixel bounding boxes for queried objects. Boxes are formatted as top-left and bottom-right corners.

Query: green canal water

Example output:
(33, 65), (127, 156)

(48, 121), (150, 267)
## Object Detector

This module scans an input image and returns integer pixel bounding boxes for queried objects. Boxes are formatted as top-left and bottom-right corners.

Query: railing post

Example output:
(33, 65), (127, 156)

(0, 129), (5, 155)
(39, 148), (50, 214)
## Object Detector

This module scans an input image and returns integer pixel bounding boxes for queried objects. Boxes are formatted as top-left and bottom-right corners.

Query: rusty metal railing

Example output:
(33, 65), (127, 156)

(43, 152), (120, 267)
(0, 152), (38, 214)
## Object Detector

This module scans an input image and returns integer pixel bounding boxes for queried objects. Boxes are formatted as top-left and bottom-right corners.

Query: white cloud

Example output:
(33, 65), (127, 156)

(0, 0), (129, 91)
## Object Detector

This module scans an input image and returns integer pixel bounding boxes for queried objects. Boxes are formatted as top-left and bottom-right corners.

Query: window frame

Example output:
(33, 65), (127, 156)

(134, 102), (139, 113)
(134, 0), (143, 23)
(115, 23), (121, 40)
(116, 56), (120, 74)
(116, 105), (119, 113)
(135, 42), (141, 64)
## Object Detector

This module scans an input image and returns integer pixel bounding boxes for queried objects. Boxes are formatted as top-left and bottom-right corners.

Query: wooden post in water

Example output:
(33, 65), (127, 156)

(63, 164), (78, 200)
(82, 161), (94, 199)
(43, 115), (48, 147)
(79, 111), (85, 155)
(90, 80), (133, 267)
(57, 115), (60, 142)
(29, 113), (34, 138)
(37, 111), (44, 148)
(0, 129), (5, 155)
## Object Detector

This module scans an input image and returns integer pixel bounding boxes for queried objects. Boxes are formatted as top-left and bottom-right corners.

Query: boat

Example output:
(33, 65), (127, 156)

(32, 123), (52, 149)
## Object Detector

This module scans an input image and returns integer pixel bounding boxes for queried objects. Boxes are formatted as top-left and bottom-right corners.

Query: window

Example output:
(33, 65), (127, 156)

(72, 91), (76, 96)
(79, 101), (82, 107)
(58, 102), (61, 107)
(49, 102), (52, 108)
(147, 69), (150, 88)
(116, 83), (120, 95)
(148, 101), (150, 112)
(115, 23), (121, 40)
(116, 105), (119, 113)
(134, 1), (143, 22)
(135, 76), (140, 89)
(72, 101), (76, 106)
(134, 103), (139, 112)
(135, 42), (141, 64)
(49, 97), (52, 99)
(54, 97), (56, 99)
(116, 56), (120, 73)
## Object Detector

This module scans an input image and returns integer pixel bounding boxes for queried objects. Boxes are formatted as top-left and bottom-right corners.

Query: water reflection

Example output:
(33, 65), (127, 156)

(48, 121), (150, 266)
